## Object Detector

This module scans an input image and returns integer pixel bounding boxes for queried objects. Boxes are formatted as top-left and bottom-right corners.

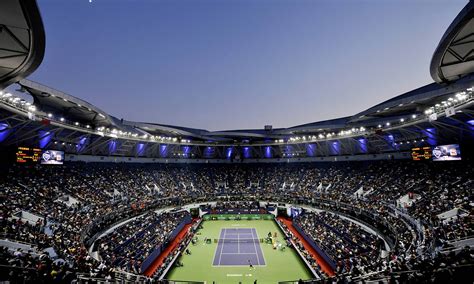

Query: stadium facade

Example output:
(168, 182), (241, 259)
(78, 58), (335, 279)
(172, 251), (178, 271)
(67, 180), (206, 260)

(1, 1), (474, 163)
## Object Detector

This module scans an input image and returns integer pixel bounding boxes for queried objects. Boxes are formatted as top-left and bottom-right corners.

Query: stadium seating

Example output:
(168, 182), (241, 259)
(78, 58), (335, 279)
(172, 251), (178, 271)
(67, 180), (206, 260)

(0, 161), (472, 282)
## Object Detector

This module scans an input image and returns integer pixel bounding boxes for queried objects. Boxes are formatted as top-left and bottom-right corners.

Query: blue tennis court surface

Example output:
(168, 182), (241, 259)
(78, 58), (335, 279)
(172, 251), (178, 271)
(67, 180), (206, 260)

(212, 228), (266, 266)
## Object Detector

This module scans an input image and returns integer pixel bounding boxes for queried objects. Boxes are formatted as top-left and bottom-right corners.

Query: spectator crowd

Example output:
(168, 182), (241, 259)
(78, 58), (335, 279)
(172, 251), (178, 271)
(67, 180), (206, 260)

(0, 160), (472, 283)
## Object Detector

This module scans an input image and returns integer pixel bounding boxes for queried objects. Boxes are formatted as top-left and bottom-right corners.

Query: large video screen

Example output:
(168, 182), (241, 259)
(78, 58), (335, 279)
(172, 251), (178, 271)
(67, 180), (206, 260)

(16, 147), (41, 164)
(411, 147), (432, 161)
(41, 150), (64, 165)
(432, 144), (462, 161)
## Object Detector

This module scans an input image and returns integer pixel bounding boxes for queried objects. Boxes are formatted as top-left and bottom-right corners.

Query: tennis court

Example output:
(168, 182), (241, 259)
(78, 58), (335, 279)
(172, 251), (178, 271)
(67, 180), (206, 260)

(165, 220), (312, 283)
(212, 228), (265, 266)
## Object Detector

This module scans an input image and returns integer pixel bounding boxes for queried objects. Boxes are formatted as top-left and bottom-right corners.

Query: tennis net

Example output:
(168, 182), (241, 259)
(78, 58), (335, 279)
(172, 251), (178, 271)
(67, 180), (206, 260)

(214, 238), (263, 244)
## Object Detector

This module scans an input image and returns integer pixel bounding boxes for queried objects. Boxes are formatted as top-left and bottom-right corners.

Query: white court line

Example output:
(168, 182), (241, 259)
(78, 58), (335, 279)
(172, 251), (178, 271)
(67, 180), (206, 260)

(212, 229), (223, 266)
(251, 228), (261, 265)
(211, 227), (267, 268)
(237, 231), (240, 253)
(215, 227), (268, 267)
(220, 252), (256, 255)
(254, 228), (266, 265)
(217, 228), (226, 265)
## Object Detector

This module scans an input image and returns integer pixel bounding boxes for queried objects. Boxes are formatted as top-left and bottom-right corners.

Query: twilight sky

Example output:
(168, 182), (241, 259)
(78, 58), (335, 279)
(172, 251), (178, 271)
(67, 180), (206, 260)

(30, 0), (466, 131)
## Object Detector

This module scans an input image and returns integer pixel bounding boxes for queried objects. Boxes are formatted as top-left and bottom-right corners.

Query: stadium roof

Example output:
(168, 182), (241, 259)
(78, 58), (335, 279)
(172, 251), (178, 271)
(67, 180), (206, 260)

(0, 0), (45, 89)
(18, 79), (117, 128)
(7, 75), (473, 145)
(12, 73), (473, 138)
(0, 0), (473, 159)
(430, 0), (474, 84)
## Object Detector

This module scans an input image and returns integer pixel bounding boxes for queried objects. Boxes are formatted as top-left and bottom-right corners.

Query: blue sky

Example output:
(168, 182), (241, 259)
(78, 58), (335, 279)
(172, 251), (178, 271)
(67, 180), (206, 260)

(30, 0), (467, 130)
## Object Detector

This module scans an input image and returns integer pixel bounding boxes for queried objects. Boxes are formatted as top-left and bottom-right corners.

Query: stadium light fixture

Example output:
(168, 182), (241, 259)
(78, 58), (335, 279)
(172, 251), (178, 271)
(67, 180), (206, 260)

(412, 114), (417, 119)
(75, 122), (79, 126)
(377, 124), (382, 128)
(48, 113), (53, 118)
(400, 118), (404, 122)
(386, 122), (390, 126)
(60, 117), (65, 122)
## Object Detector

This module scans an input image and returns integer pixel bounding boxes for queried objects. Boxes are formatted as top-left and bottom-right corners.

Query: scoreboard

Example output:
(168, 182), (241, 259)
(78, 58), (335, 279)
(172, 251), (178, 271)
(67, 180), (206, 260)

(411, 147), (432, 161)
(16, 147), (42, 163)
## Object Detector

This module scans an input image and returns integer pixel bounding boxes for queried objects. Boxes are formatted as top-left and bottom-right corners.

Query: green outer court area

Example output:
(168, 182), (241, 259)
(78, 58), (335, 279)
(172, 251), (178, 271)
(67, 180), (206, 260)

(165, 218), (312, 284)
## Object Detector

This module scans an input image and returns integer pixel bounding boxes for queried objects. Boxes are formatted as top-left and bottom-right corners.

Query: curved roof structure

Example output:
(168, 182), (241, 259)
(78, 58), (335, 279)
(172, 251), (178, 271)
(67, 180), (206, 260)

(0, 0), (45, 89)
(18, 79), (118, 128)
(430, 1), (474, 84)
(0, 1), (473, 160)
(14, 75), (473, 139)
